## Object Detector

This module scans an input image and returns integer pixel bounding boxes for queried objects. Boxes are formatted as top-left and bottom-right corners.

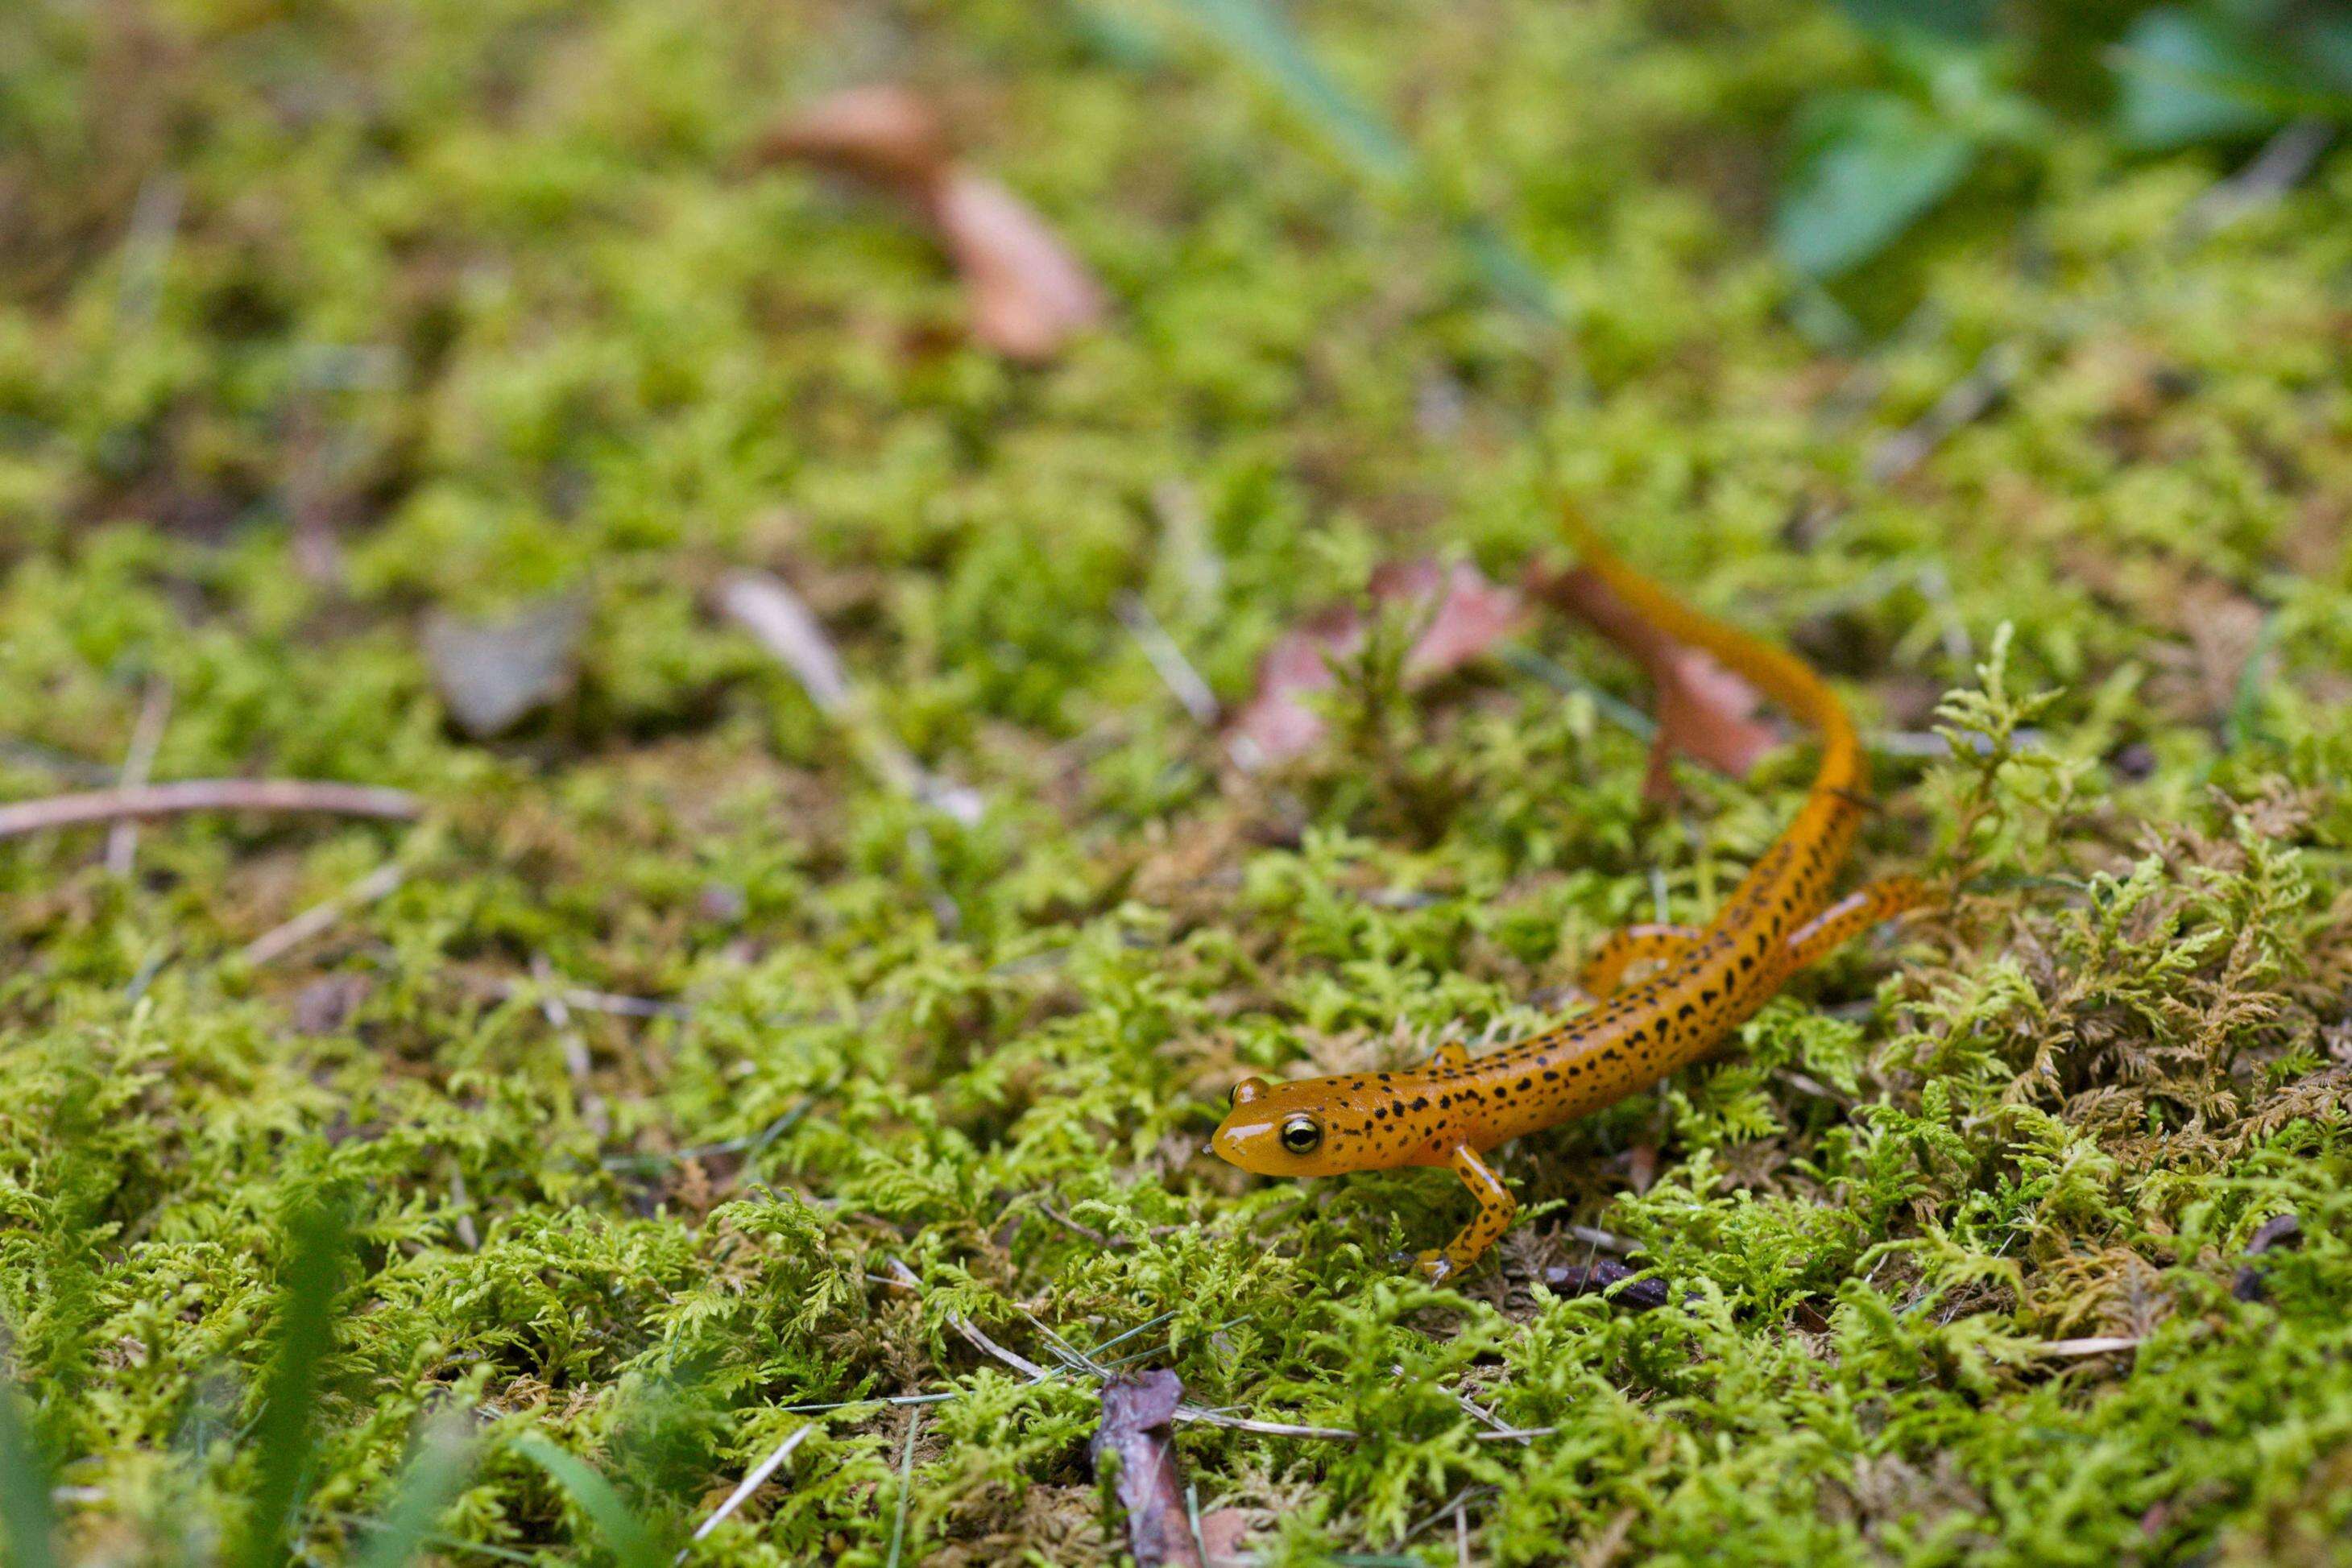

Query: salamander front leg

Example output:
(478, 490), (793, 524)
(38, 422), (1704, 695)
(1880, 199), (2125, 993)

(1578, 922), (1700, 997)
(1407, 1145), (1518, 1284)
(1426, 1041), (1470, 1070)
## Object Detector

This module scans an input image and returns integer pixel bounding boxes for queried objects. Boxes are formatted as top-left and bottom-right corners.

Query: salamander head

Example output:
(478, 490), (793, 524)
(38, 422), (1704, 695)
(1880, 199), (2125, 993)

(1211, 1074), (1383, 1176)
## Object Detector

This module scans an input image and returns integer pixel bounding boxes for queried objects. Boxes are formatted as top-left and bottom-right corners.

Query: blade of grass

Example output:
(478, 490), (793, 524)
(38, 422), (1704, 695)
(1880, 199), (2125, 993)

(0, 1369), (60, 1568)
(354, 1415), (477, 1568)
(227, 1195), (353, 1568)
(511, 1431), (663, 1568)
(1169, 0), (1560, 321)
(883, 1409), (920, 1568)
(1172, 0), (1413, 184)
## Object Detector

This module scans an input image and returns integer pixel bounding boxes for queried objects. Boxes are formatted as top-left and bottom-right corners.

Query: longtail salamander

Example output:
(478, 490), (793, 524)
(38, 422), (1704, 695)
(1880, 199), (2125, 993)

(1210, 508), (1930, 1280)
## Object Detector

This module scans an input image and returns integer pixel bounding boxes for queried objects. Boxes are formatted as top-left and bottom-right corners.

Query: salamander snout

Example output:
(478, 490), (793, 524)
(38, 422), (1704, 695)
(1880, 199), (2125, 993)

(1210, 1075), (1359, 1176)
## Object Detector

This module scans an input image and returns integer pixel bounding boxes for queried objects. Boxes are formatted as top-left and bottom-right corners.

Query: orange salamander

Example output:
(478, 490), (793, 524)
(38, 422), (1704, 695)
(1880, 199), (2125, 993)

(1211, 508), (1930, 1281)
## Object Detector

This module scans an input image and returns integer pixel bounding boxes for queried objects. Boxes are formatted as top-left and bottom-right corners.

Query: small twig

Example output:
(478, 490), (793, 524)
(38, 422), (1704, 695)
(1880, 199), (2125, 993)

(1566, 1225), (1638, 1256)
(0, 780), (419, 840)
(1118, 592), (1220, 725)
(237, 862), (406, 969)
(2184, 119), (2333, 236)
(448, 1169), (481, 1252)
(681, 1425), (814, 1560)
(2035, 1335), (2139, 1358)
(0, 740), (115, 785)
(720, 571), (981, 824)
(887, 1258), (1057, 1381)
(1038, 1200), (1132, 1249)
(1171, 1409), (1358, 1441)
(114, 174), (184, 330)
(533, 957), (593, 1083)
(105, 678), (172, 876)
(466, 973), (689, 1020)
(888, 1260), (1356, 1439)
(1867, 342), (2020, 485)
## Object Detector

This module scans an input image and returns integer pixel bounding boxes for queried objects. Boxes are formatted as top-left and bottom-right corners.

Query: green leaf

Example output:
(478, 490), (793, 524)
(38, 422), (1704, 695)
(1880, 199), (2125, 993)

(228, 1196), (354, 1568)
(1170, 0), (1416, 186)
(1774, 92), (1977, 279)
(511, 1432), (664, 1568)
(1830, 0), (1998, 41)
(353, 1417), (477, 1568)
(2114, 8), (2296, 149)
(0, 1372), (59, 1568)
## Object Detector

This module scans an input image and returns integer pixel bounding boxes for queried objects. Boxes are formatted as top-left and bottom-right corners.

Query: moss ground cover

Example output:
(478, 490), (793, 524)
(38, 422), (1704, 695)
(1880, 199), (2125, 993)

(5, 1), (2352, 1562)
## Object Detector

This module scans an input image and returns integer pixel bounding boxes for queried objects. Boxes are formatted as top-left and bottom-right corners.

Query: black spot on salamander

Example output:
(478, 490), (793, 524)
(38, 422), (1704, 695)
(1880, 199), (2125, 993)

(1410, 1097), (1428, 1111)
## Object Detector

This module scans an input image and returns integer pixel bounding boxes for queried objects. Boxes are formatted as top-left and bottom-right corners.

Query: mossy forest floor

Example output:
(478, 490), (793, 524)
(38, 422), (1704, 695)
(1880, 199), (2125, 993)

(6, 2), (2352, 1564)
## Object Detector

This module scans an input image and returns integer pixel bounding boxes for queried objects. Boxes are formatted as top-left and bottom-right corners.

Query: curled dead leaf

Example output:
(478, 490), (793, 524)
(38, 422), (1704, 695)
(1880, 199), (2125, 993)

(1089, 1370), (1202, 1568)
(756, 84), (1106, 362)
(1527, 561), (1775, 801)
(1230, 559), (1527, 768)
(753, 83), (952, 192)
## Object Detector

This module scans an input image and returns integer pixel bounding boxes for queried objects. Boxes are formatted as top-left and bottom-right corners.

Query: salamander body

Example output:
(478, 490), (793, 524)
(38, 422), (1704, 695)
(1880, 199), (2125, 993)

(1210, 510), (1927, 1280)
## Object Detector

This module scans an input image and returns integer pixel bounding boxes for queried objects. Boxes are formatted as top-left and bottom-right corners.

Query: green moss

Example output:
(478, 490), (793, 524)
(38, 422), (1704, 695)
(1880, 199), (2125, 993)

(4, 0), (2352, 1562)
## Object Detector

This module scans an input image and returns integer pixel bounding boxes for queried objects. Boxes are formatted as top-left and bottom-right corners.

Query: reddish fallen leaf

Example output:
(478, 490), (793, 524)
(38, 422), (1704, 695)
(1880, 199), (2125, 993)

(932, 170), (1107, 362)
(755, 82), (954, 191)
(1540, 1258), (1671, 1311)
(1230, 559), (1528, 768)
(1197, 1509), (1252, 1559)
(756, 84), (1105, 362)
(1527, 562), (1776, 802)
(1088, 1370), (1203, 1568)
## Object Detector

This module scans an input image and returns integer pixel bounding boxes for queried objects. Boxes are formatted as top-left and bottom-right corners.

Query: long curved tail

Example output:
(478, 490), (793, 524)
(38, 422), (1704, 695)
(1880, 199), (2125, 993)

(1559, 503), (1863, 801)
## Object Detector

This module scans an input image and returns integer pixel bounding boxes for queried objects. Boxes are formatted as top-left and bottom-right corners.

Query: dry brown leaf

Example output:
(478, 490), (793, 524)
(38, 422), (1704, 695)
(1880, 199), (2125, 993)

(1088, 1370), (1203, 1568)
(1229, 559), (1527, 767)
(754, 83), (953, 192)
(931, 169), (1107, 361)
(1528, 562), (1775, 801)
(757, 84), (1105, 362)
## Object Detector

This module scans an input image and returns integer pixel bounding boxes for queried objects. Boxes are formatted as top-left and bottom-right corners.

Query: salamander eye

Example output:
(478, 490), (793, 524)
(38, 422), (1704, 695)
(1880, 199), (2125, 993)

(1279, 1115), (1323, 1155)
(1230, 1076), (1269, 1108)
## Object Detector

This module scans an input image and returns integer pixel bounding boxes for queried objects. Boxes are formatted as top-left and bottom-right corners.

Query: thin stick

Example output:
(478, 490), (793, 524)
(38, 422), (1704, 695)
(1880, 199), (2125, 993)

(719, 572), (981, 824)
(466, 974), (689, 1020)
(0, 780), (419, 840)
(2035, 1335), (2139, 1358)
(1566, 1225), (1637, 1256)
(1117, 593), (1220, 724)
(533, 956), (593, 1084)
(105, 678), (172, 876)
(681, 1425), (814, 1560)
(1170, 1409), (1358, 1441)
(237, 862), (407, 969)
(888, 1262), (1355, 1439)
(2184, 119), (2333, 235)
(447, 1169), (481, 1252)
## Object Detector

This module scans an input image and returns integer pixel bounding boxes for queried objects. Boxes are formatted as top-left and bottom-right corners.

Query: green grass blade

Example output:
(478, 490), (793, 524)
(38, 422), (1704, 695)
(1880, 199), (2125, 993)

(1172, 0), (1415, 185)
(0, 1371), (60, 1568)
(354, 1416), (477, 1568)
(511, 1432), (662, 1568)
(227, 1195), (353, 1568)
